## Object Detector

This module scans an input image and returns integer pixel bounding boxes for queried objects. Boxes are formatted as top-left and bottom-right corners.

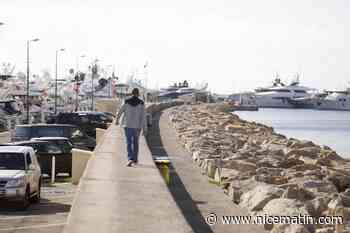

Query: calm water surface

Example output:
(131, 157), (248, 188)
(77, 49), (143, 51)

(235, 109), (350, 158)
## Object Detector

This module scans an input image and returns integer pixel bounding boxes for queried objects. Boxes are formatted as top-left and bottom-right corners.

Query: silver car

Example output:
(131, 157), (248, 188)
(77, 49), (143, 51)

(0, 146), (41, 209)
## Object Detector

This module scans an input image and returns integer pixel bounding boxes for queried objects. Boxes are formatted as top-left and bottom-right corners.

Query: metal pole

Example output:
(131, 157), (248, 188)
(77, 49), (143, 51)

(76, 56), (79, 72)
(26, 40), (30, 124)
(54, 50), (58, 114)
(91, 72), (94, 111)
(75, 55), (81, 112)
(91, 65), (95, 111)
(108, 78), (111, 98)
(51, 156), (56, 184)
(75, 74), (79, 111)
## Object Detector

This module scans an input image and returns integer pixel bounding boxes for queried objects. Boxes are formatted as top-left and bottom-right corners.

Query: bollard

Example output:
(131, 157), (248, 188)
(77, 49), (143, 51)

(41, 111), (45, 123)
(159, 164), (169, 185)
(51, 156), (56, 184)
(6, 119), (10, 130)
(154, 157), (171, 185)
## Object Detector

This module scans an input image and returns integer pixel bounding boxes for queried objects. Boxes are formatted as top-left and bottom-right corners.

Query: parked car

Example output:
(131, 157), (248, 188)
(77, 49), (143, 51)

(77, 111), (114, 123)
(12, 124), (96, 151)
(49, 112), (110, 137)
(0, 146), (41, 209)
(32, 137), (73, 176)
(2, 138), (73, 176)
(102, 112), (115, 122)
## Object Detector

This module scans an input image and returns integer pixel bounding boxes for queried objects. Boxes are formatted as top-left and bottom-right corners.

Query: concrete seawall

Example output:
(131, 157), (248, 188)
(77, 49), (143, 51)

(63, 101), (192, 233)
(0, 131), (10, 144)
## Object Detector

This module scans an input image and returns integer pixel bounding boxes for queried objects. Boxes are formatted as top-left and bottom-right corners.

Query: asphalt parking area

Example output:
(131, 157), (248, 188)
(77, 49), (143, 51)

(0, 179), (76, 233)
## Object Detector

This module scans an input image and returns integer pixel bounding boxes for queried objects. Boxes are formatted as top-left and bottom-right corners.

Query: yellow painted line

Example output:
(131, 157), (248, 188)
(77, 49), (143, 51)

(0, 222), (66, 231)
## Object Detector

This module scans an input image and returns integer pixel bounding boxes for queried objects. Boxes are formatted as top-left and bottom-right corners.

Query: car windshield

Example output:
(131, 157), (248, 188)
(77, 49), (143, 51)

(0, 153), (25, 170)
(10, 101), (20, 112)
(15, 127), (30, 137)
(41, 143), (63, 154)
(37, 127), (65, 137)
(38, 140), (72, 154)
(96, 114), (108, 121)
(56, 140), (73, 153)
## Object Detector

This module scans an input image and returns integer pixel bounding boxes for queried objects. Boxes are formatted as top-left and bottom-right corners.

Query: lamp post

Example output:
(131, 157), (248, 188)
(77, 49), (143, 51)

(76, 54), (86, 72)
(106, 65), (115, 98)
(26, 38), (40, 124)
(75, 54), (86, 111)
(91, 62), (98, 111)
(54, 48), (65, 115)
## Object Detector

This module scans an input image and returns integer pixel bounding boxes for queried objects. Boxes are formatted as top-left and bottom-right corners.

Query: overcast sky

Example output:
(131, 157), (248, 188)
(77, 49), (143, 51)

(1, 0), (349, 93)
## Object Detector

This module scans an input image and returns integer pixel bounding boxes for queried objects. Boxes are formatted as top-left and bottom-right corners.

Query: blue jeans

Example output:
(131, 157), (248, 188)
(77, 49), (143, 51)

(124, 127), (141, 162)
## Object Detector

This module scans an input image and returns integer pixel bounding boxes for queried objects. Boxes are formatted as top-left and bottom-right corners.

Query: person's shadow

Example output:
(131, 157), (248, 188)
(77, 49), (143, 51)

(146, 110), (215, 233)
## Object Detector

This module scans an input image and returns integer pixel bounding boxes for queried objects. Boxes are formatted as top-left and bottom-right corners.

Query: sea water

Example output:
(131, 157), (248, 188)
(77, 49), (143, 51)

(235, 109), (350, 158)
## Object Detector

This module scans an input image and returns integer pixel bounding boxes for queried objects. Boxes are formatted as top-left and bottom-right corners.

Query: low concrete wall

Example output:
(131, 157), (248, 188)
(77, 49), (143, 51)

(0, 131), (10, 144)
(96, 128), (107, 144)
(71, 149), (93, 185)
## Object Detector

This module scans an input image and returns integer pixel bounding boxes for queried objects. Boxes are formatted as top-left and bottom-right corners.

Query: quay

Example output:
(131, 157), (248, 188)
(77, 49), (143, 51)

(63, 101), (264, 233)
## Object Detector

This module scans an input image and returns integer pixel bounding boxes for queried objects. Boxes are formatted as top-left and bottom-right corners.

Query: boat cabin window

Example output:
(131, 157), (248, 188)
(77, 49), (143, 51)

(294, 90), (307, 93)
(274, 89), (291, 93)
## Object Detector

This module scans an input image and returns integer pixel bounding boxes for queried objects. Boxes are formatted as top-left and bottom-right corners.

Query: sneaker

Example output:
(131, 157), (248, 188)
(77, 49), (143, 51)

(126, 160), (133, 167)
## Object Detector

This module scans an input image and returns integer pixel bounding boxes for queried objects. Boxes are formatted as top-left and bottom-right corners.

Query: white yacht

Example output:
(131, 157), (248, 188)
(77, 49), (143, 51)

(317, 84), (350, 111)
(254, 75), (314, 108)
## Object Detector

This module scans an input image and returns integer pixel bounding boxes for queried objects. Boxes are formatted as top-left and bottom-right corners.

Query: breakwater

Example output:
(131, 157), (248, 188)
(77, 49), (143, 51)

(168, 103), (350, 233)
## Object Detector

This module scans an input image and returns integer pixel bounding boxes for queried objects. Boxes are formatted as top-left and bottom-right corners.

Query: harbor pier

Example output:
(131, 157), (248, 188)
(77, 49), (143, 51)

(63, 101), (264, 233)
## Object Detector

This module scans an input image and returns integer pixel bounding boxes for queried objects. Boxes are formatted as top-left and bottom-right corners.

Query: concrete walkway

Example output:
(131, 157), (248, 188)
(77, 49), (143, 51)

(146, 109), (265, 233)
(63, 125), (193, 233)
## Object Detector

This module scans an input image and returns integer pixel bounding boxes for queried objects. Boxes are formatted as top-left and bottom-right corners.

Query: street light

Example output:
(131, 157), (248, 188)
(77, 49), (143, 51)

(91, 61), (98, 111)
(76, 54), (86, 72)
(26, 38), (40, 124)
(75, 54), (86, 111)
(54, 48), (65, 114)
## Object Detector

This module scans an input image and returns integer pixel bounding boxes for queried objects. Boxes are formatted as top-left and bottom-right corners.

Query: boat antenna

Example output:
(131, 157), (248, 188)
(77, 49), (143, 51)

(296, 73), (300, 83)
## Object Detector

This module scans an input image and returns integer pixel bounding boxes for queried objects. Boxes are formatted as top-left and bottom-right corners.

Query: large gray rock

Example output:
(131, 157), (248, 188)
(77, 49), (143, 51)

(278, 158), (305, 169)
(315, 228), (335, 233)
(222, 159), (257, 172)
(286, 147), (320, 159)
(255, 174), (289, 185)
(262, 198), (310, 217)
(300, 179), (338, 194)
(256, 167), (284, 176)
(281, 185), (315, 201)
(271, 224), (312, 233)
(289, 140), (316, 149)
(306, 197), (330, 217)
(327, 171), (350, 192)
(240, 184), (283, 211)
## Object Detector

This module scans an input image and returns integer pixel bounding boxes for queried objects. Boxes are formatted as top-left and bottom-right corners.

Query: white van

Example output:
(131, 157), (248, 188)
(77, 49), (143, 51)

(0, 146), (41, 209)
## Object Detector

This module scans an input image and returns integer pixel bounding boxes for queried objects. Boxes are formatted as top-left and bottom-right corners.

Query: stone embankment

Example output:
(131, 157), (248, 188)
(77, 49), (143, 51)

(168, 103), (350, 233)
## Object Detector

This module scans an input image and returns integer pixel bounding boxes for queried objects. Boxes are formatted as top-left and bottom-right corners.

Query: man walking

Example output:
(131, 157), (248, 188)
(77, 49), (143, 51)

(116, 88), (147, 167)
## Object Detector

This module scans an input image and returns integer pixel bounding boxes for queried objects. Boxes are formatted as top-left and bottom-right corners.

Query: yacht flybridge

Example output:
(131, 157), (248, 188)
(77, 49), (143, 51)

(158, 81), (208, 100)
(317, 84), (350, 111)
(254, 74), (314, 108)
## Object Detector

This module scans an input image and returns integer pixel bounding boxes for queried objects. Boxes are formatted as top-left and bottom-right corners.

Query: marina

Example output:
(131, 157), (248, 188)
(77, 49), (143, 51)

(236, 108), (350, 158)
(2, 1), (350, 232)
